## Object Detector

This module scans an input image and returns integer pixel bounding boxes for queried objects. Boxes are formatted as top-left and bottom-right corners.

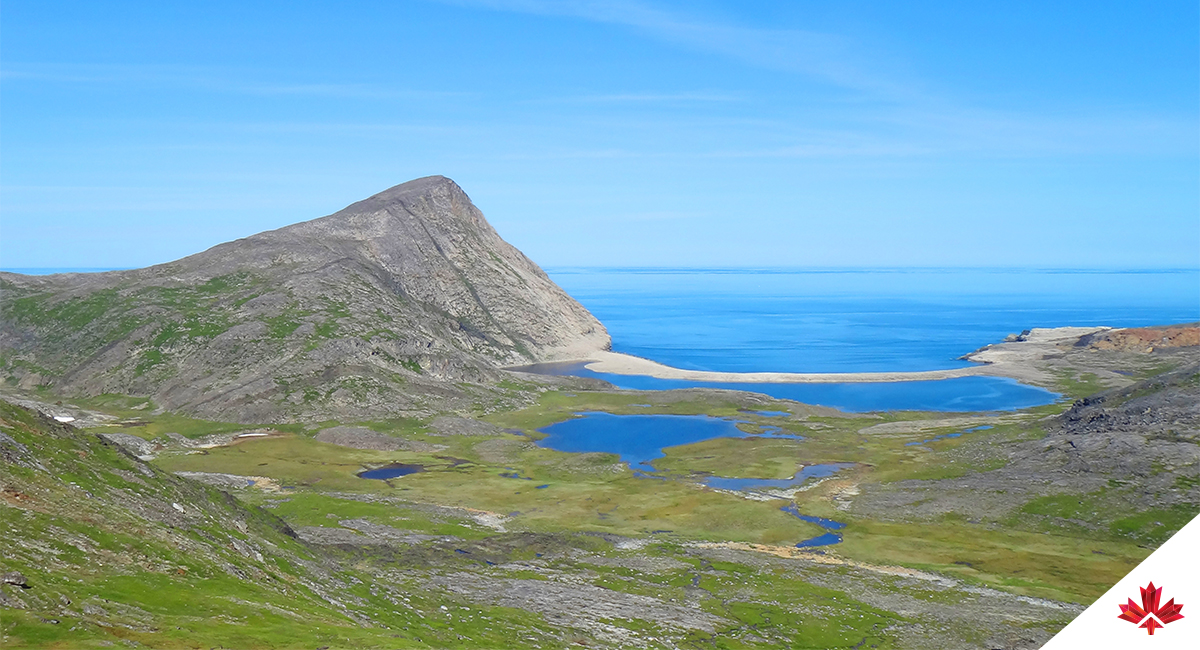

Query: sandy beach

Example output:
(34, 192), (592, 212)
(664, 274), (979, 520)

(579, 349), (984, 383)
(572, 327), (1114, 386)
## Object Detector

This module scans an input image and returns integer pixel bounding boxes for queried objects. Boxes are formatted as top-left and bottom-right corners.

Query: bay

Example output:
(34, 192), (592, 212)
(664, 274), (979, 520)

(546, 267), (1200, 374)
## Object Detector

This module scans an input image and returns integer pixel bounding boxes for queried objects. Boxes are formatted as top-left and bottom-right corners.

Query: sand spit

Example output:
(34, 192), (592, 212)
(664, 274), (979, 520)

(576, 326), (1131, 386)
(580, 350), (983, 383)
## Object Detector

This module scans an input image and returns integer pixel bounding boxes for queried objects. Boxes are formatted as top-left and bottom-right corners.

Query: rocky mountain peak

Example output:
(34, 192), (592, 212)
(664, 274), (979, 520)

(0, 177), (609, 421)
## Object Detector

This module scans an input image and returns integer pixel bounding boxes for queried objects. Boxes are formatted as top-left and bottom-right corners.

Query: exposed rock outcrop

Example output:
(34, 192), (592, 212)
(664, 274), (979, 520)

(1075, 323), (1200, 352)
(0, 176), (609, 421)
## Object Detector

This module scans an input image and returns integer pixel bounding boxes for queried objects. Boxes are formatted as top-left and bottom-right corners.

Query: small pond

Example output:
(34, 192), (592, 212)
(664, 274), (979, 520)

(781, 503), (848, 548)
(536, 412), (803, 472)
(794, 532), (843, 548)
(358, 463), (426, 480)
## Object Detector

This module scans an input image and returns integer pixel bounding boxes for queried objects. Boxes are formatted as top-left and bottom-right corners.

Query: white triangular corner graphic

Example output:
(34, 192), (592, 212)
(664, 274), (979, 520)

(1042, 513), (1199, 649)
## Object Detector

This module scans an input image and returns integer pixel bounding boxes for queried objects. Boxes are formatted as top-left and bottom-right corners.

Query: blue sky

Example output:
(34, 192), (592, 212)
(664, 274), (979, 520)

(2, 1), (1197, 269)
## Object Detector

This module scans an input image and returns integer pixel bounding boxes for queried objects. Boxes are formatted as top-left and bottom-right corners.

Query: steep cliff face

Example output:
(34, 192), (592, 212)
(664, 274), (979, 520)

(0, 176), (609, 421)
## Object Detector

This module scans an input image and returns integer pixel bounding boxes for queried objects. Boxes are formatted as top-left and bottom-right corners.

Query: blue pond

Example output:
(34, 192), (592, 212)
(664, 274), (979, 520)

(536, 412), (803, 472)
(794, 532), (843, 548)
(358, 463), (425, 480)
(781, 503), (848, 548)
(781, 505), (847, 530)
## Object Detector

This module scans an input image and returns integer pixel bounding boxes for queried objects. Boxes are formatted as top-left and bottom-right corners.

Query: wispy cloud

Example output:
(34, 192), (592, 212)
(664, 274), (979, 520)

(7, 6), (1191, 162)
(444, 0), (906, 98)
(443, 0), (1195, 158)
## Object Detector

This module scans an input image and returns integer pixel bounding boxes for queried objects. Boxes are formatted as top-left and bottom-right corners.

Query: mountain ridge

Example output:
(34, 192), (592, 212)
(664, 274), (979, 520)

(0, 176), (609, 421)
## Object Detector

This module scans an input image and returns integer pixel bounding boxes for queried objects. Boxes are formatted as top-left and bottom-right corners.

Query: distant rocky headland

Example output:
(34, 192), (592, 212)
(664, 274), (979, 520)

(0, 176), (609, 422)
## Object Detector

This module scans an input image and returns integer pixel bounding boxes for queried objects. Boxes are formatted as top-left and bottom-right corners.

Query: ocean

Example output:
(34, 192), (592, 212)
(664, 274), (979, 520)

(541, 267), (1199, 411)
(545, 267), (1200, 374)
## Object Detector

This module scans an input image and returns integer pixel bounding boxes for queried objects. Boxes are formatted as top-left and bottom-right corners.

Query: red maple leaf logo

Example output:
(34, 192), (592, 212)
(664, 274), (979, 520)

(1117, 582), (1185, 635)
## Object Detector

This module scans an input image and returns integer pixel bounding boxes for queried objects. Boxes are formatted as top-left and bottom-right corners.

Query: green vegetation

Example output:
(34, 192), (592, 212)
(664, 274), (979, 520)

(251, 492), (495, 540)
(5, 373), (1195, 647)
(1, 399), (944, 648)
(837, 517), (1145, 603)
(0, 273), (279, 386)
(264, 313), (302, 339)
(0, 355), (53, 376)
(314, 319), (339, 338)
(151, 315), (233, 346)
(1052, 370), (1109, 398)
(1110, 505), (1199, 545)
(2, 288), (123, 329)
(1020, 493), (1104, 520)
(153, 432), (829, 545)
(1016, 489), (1200, 546)
(1175, 473), (1200, 489)
(72, 395), (303, 439)
(60, 388), (1186, 608)
(134, 348), (167, 375)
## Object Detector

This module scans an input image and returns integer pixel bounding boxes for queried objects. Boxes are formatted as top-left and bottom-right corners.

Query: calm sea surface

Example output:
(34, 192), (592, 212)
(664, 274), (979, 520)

(545, 268), (1200, 374)
(537, 267), (1198, 411)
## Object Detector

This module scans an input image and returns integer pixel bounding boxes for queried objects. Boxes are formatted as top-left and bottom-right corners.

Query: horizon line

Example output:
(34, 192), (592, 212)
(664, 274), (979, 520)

(4, 265), (1199, 277)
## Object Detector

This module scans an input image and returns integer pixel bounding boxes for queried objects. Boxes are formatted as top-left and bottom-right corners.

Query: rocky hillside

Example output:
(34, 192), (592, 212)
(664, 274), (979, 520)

(0, 400), (369, 646)
(844, 363), (1199, 553)
(0, 177), (609, 421)
(1075, 322), (1200, 352)
(1, 399), (633, 649)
